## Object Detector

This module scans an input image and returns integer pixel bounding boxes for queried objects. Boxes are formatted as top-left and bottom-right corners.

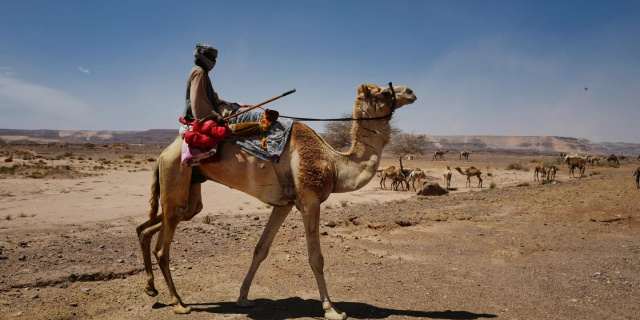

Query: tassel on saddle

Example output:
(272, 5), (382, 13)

(229, 109), (279, 140)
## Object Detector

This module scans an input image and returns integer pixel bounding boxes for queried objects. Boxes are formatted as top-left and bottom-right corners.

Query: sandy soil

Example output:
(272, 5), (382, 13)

(0, 144), (639, 320)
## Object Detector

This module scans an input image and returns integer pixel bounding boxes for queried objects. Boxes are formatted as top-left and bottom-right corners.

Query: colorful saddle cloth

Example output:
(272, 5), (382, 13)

(181, 108), (293, 165)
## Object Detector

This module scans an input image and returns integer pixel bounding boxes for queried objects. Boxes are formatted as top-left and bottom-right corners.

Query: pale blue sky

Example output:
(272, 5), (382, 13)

(1, 1), (639, 143)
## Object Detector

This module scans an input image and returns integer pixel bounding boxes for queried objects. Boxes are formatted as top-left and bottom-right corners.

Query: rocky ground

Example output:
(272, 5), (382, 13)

(0, 144), (639, 319)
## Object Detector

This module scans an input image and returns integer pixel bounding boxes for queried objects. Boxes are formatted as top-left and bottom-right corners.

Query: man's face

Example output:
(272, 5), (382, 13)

(204, 51), (217, 66)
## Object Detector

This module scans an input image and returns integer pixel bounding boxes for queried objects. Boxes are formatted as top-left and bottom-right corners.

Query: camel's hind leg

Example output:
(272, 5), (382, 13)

(136, 215), (163, 296)
(299, 199), (346, 320)
(138, 183), (203, 298)
(237, 203), (294, 307)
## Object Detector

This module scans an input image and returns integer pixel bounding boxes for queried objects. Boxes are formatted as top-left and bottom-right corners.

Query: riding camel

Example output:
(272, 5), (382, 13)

(454, 166), (483, 188)
(459, 150), (473, 161)
(443, 166), (452, 190)
(134, 83), (416, 319)
(407, 167), (427, 192)
(568, 157), (586, 178)
(433, 149), (448, 161)
(534, 162), (547, 181)
(634, 166), (640, 189)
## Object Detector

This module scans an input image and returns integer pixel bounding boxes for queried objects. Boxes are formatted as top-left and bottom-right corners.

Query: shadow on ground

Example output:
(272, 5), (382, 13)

(154, 297), (497, 319)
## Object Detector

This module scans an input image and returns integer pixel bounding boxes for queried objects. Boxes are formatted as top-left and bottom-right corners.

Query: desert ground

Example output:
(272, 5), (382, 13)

(0, 143), (639, 320)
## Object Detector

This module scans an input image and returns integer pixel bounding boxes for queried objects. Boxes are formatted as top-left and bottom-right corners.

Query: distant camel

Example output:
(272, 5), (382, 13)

(534, 162), (547, 181)
(433, 149), (448, 161)
(443, 166), (452, 190)
(586, 155), (601, 166)
(391, 169), (409, 191)
(634, 166), (640, 189)
(607, 154), (620, 165)
(454, 166), (483, 188)
(618, 155), (627, 161)
(460, 150), (473, 161)
(546, 165), (558, 181)
(564, 153), (582, 167)
(568, 158), (586, 178)
(379, 166), (398, 190)
(407, 168), (427, 192)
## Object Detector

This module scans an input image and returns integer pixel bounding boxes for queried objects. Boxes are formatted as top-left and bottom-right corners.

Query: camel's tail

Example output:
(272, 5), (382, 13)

(148, 161), (160, 220)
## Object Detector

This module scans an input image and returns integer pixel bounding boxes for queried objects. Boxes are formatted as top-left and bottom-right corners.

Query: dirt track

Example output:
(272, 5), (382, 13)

(1, 145), (639, 320)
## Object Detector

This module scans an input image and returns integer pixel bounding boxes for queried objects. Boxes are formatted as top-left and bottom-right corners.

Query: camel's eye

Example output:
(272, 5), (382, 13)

(406, 89), (413, 94)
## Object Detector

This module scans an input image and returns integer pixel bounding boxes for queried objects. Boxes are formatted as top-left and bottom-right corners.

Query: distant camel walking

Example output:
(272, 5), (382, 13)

(454, 166), (483, 188)
(634, 166), (640, 189)
(546, 165), (558, 181)
(534, 162), (547, 181)
(407, 168), (427, 192)
(460, 150), (473, 161)
(568, 158), (586, 178)
(433, 149), (448, 161)
(443, 166), (452, 190)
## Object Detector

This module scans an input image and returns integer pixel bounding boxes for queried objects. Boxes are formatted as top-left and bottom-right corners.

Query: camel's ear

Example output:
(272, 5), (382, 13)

(357, 84), (371, 97)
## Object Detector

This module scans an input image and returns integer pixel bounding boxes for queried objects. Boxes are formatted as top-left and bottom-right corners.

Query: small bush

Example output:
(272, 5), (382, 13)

(517, 182), (530, 187)
(4, 157), (13, 163)
(146, 157), (156, 162)
(202, 215), (213, 224)
(340, 200), (348, 207)
(26, 172), (45, 179)
(0, 165), (20, 174)
(5, 214), (12, 220)
(506, 163), (524, 170)
(590, 171), (601, 176)
(489, 182), (497, 189)
(121, 154), (135, 159)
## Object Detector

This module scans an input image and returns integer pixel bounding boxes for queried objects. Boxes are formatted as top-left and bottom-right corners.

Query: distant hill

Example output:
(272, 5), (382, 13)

(0, 129), (638, 155)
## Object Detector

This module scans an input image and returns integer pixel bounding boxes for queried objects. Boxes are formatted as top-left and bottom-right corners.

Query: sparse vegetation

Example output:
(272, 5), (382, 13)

(202, 215), (213, 224)
(121, 154), (135, 159)
(0, 164), (20, 175)
(146, 157), (156, 162)
(590, 171), (601, 176)
(340, 200), (348, 207)
(5, 214), (12, 220)
(506, 163), (525, 171)
(490, 182), (497, 189)
(4, 157), (13, 163)
(517, 182), (530, 187)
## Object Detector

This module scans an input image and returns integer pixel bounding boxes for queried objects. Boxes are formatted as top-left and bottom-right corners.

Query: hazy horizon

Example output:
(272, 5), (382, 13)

(2, 1), (640, 143)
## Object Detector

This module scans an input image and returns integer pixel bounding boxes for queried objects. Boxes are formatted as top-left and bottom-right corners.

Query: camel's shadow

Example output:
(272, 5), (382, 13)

(153, 297), (497, 319)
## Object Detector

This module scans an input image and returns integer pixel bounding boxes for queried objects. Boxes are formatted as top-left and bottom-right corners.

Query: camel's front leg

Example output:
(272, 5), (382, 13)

(237, 203), (294, 307)
(300, 201), (346, 320)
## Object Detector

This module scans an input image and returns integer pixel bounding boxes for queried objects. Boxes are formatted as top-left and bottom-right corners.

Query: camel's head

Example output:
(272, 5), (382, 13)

(355, 83), (417, 119)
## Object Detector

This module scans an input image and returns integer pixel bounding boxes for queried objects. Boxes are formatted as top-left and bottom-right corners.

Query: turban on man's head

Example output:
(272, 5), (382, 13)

(194, 44), (218, 71)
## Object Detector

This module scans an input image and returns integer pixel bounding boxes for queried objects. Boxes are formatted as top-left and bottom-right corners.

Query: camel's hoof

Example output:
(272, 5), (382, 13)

(144, 285), (158, 297)
(325, 309), (347, 320)
(236, 298), (255, 308)
(173, 304), (191, 314)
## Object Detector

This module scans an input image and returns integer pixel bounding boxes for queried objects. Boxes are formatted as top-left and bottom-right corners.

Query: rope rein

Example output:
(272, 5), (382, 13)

(279, 82), (397, 122)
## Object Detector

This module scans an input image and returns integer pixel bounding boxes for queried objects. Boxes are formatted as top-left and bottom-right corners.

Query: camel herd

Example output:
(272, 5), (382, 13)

(378, 151), (638, 193)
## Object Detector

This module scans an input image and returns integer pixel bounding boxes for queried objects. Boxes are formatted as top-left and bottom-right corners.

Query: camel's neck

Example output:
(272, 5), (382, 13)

(330, 118), (390, 193)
